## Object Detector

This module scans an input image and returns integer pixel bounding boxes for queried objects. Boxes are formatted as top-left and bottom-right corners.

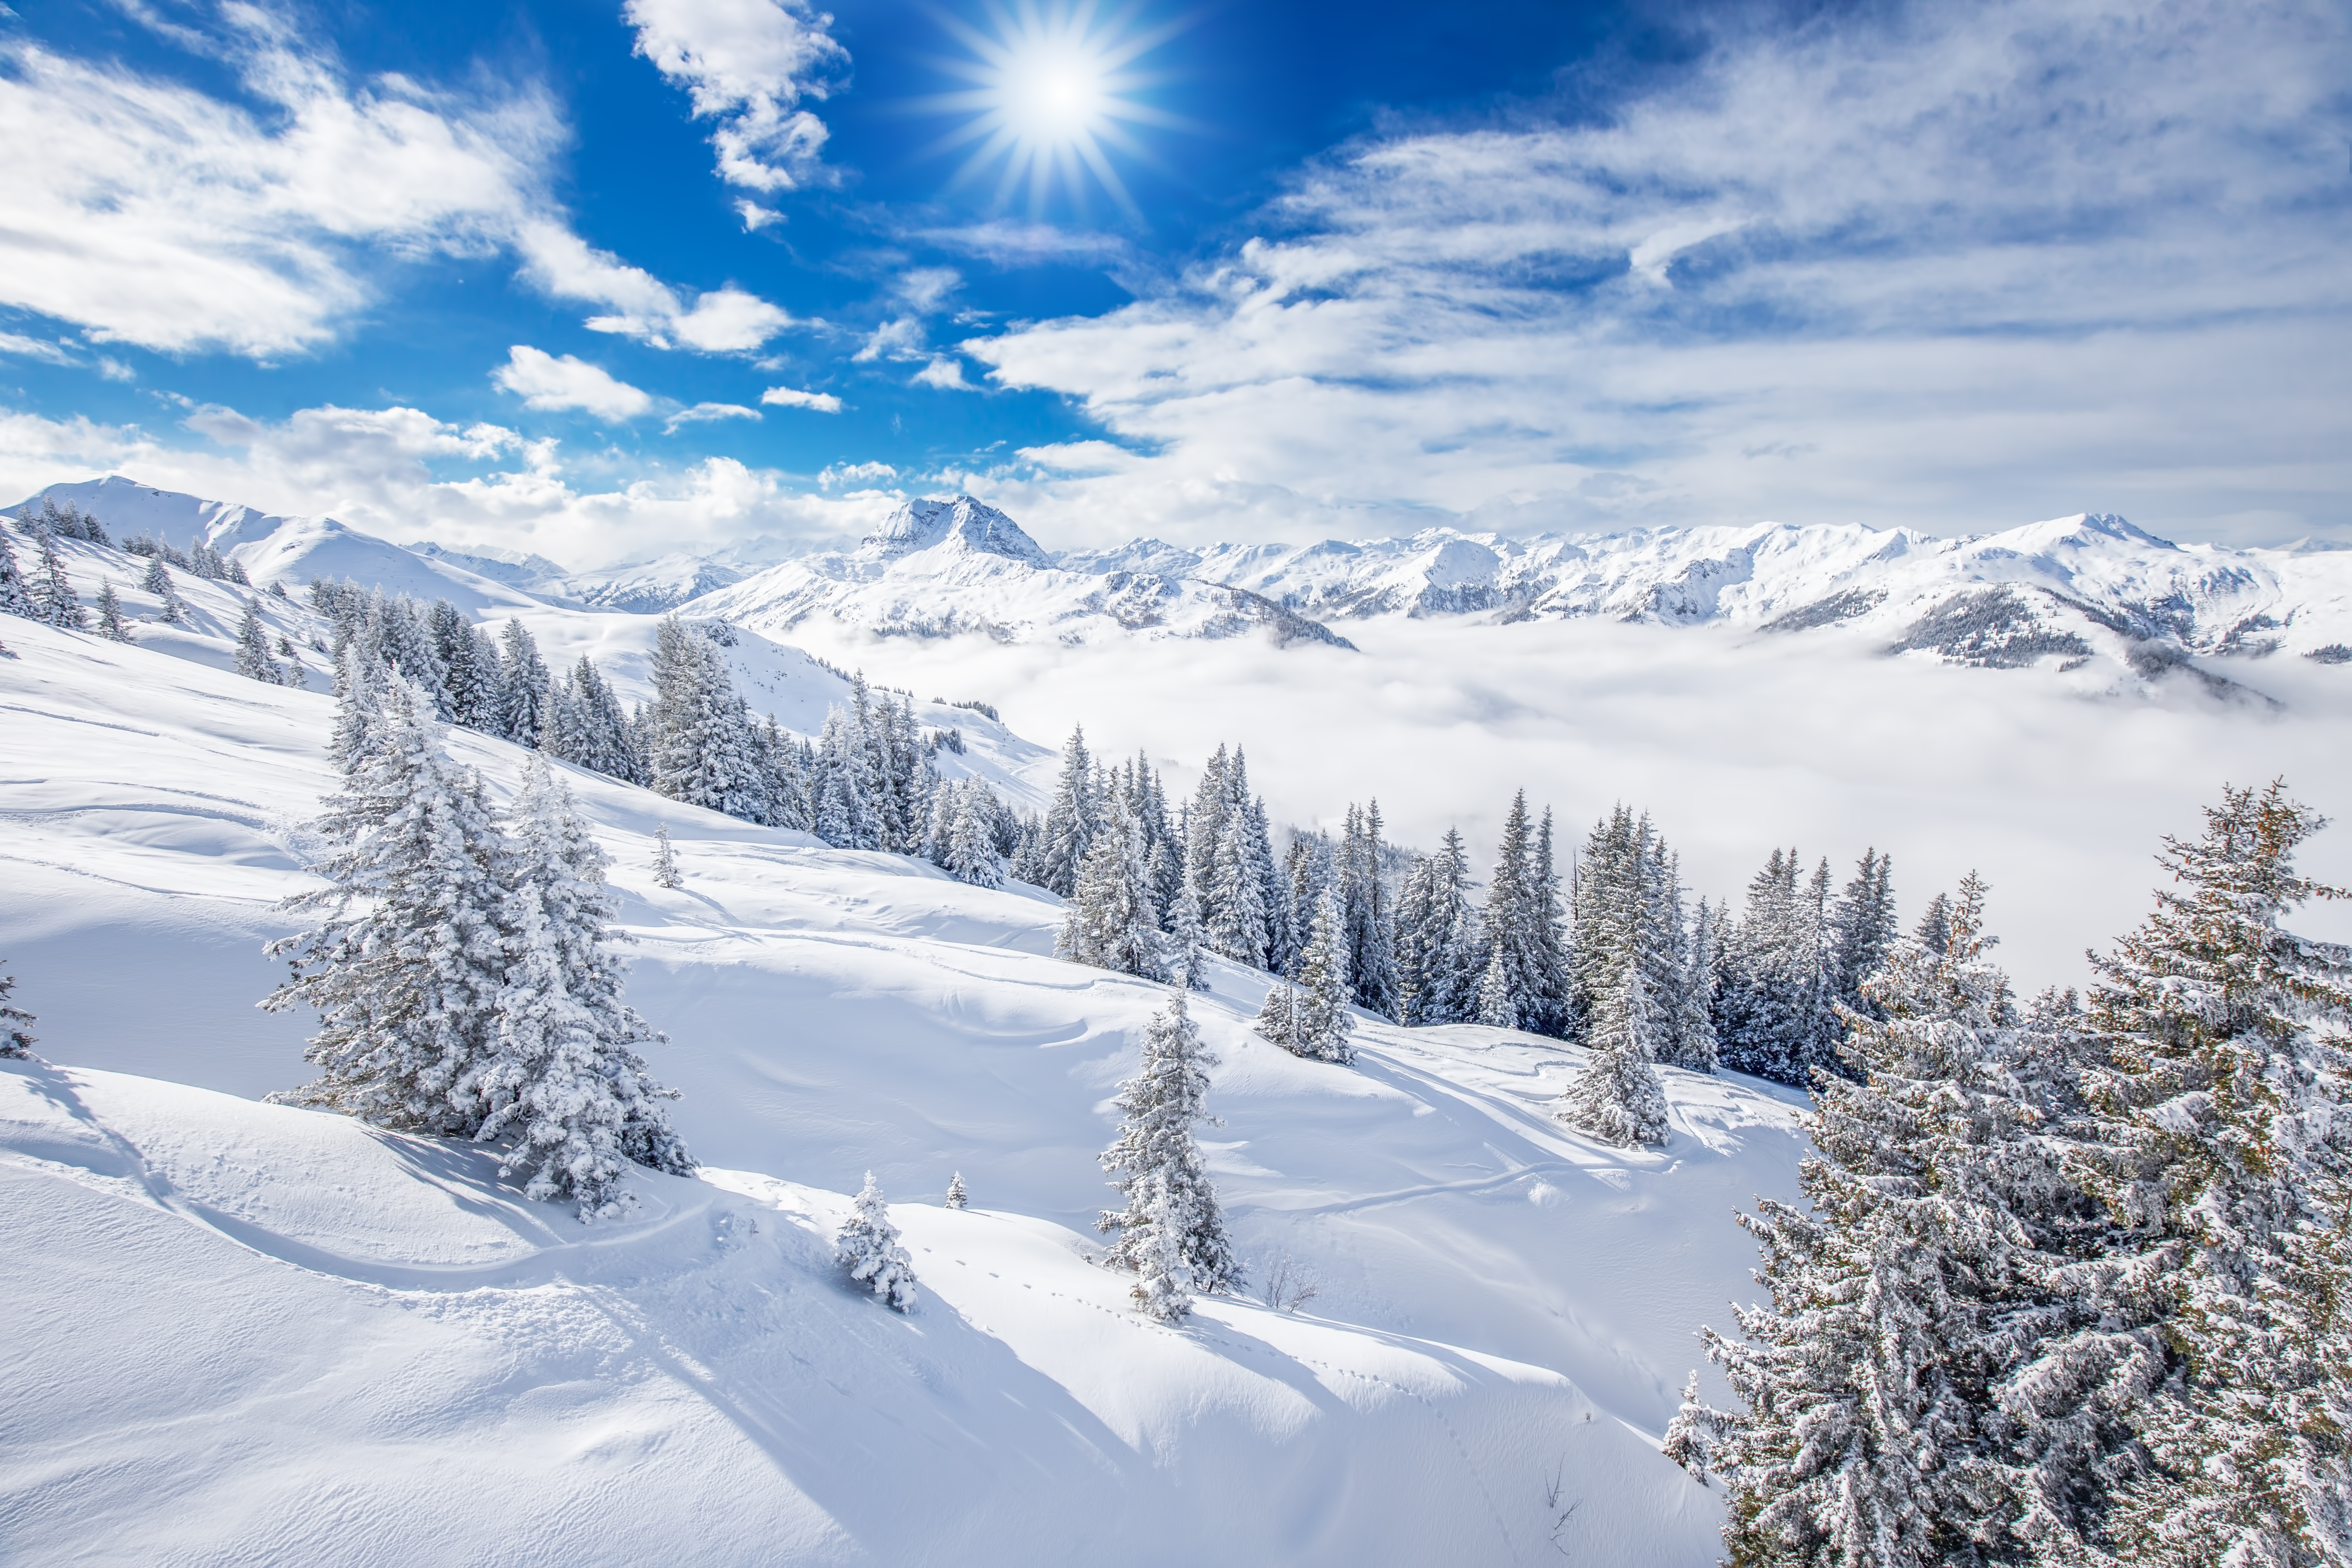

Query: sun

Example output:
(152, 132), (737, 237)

(913, 1), (1193, 219)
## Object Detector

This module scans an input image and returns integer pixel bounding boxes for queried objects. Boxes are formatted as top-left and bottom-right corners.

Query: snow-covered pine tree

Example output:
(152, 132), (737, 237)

(1287, 890), (1356, 1064)
(495, 619), (552, 747)
(1557, 950), (1669, 1146)
(836, 1172), (918, 1311)
(1253, 975), (1300, 1052)
(27, 524), (86, 630)
(758, 716), (810, 831)
(1208, 810), (1270, 968)
(1672, 898), (1721, 1073)
(0, 965), (34, 1057)
(1166, 882), (1209, 990)
(1524, 807), (1574, 1036)
(945, 1171), (968, 1210)
(1035, 725), (1099, 897)
(1243, 789), (1291, 975)
(2069, 782), (2352, 1566)
(1914, 891), (1953, 956)
(945, 779), (1007, 888)
(1339, 802), (1401, 1018)
(1182, 744), (1231, 928)
(466, 758), (693, 1215)
(234, 599), (285, 683)
(1479, 793), (1537, 1029)
(1099, 984), (1237, 1320)
(652, 823), (683, 889)
(812, 704), (882, 848)
(366, 591), (444, 693)
(0, 529), (34, 619)
(1669, 876), (2141, 1567)
(1717, 849), (1838, 1085)
(1057, 797), (1167, 980)
(140, 557), (184, 623)
(1396, 828), (1484, 1025)
(1826, 849), (1898, 1023)
(94, 583), (130, 642)
(263, 676), (511, 1135)
(646, 617), (769, 823)
(426, 600), (500, 730)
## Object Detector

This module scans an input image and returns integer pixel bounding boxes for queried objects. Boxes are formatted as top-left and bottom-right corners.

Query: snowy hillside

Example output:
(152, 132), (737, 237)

(0, 614), (1805, 1565)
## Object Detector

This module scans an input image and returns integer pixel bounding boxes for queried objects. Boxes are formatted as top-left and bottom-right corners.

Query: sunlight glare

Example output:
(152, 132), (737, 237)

(915, 1), (1194, 219)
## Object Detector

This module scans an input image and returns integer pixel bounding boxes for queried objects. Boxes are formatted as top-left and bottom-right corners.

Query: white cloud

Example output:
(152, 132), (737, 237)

(818, 460), (897, 489)
(516, 224), (795, 352)
(737, 199), (783, 231)
(492, 346), (653, 422)
(910, 221), (1131, 267)
(625, 0), (848, 194)
(0, 398), (894, 568)
(0, 26), (795, 361)
(853, 317), (926, 362)
(0, 33), (558, 357)
(912, 357), (974, 392)
(891, 268), (962, 314)
(958, 0), (2352, 548)
(761, 386), (843, 412)
(665, 402), (763, 431)
(0, 332), (76, 366)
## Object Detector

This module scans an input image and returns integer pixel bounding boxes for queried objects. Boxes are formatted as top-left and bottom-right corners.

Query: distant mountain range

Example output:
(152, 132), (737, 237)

(15, 477), (2352, 693)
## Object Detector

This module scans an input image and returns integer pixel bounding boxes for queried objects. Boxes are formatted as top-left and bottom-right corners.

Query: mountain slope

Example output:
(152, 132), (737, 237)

(0, 614), (1807, 1565)
(689, 496), (1357, 650)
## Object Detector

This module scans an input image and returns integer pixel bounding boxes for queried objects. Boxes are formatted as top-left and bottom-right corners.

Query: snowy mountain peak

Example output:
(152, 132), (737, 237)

(859, 495), (1051, 567)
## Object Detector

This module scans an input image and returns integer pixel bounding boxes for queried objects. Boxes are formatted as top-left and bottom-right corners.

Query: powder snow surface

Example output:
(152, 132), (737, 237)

(0, 618), (1802, 1565)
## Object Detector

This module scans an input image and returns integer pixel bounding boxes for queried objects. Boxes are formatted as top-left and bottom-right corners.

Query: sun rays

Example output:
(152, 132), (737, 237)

(912, 0), (1195, 220)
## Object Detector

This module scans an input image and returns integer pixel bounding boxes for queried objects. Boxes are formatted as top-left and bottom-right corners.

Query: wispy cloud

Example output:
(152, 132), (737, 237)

(625, 0), (849, 195)
(665, 401), (763, 432)
(493, 346), (652, 422)
(0, 21), (797, 361)
(762, 386), (843, 412)
(960, 0), (2352, 548)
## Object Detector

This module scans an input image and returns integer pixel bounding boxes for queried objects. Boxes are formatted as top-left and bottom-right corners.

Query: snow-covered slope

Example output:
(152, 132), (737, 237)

(689, 496), (1358, 650)
(0, 616), (1806, 1565)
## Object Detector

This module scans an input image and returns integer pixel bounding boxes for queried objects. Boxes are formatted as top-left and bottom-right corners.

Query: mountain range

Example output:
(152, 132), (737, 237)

(17, 477), (2352, 692)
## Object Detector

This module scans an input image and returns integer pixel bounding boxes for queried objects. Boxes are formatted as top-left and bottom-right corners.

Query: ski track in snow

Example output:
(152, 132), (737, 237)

(0, 615), (1797, 1565)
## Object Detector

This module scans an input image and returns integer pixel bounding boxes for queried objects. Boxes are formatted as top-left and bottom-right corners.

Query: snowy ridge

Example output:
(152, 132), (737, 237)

(687, 495), (1358, 650)
(0, 615), (1807, 1564)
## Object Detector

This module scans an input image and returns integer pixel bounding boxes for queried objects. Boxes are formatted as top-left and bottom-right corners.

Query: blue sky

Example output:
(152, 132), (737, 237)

(2, 0), (2348, 565)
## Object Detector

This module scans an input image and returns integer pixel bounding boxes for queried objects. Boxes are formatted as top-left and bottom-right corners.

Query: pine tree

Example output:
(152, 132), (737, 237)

(812, 704), (882, 848)
(2071, 782), (2352, 1566)
(234, 599), (284, 683)
(1035, 726), (1099, 897)
(0, 967), (34, 1057)
(27, 524), (85, 630)
(1557, 951), (1669, 1146)
(836, 1172), (918, 1311)
(1396, 828), (1485, 1026)
(1208, 810), (1270, 968)
(646, 618), (769, 822)
(1480, 791), (1540, 1031)
(1057, 798), (1167, 980)
(1099, 985), (1237, 1320)
(1718, 850), (1836, 1085)
(263, 677), (511, 1135)
(140, 557), (185, 624)
(1285, 891), (1356, 1064)
(652, 823), (683, 890)
(945, 1171), (968, 1210)
(0, 529), (33, 619)
(495, 619), (552, 747)
(466, 758), (692, 1215)
(944, 779), (1007, 888)
(1339, 802), (1401, 1018)
(1672, 899), (1721, 1073)
(1166, 882), (1209, 990)
(428, 600), (500, 730)
(1669, 876), (2140, 1567)
(1826, 849), (1899, 1023)
(94, 583), (130, 642)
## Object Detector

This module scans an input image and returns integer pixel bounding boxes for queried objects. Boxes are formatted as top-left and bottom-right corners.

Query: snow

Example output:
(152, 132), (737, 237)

(0, 613), (1810, 1564)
